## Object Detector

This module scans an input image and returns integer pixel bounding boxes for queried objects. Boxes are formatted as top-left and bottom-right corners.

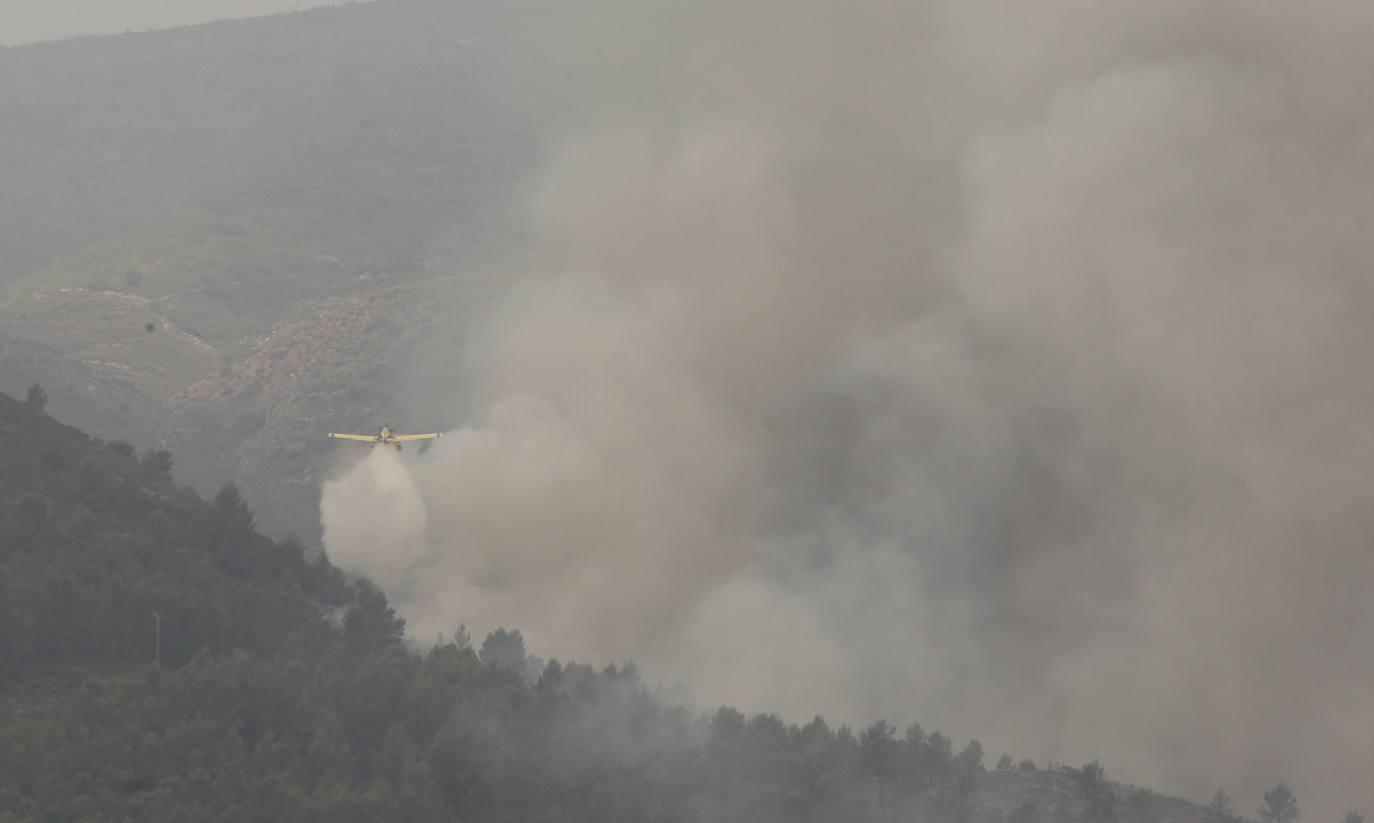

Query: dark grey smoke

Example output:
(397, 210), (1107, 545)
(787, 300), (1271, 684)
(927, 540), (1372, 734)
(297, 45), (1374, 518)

(324, 1), (1374, 817)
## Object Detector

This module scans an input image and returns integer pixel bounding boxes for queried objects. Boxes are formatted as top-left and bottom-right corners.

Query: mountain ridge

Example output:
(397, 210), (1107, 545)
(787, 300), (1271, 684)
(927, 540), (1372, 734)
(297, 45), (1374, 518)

(0, 0), (569, 541)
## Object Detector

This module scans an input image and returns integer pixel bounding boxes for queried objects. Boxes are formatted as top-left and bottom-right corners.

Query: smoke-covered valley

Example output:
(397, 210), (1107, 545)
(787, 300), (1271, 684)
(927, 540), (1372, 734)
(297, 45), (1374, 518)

(317, 0), (1374, 818)
(1, 0), (1367, 817)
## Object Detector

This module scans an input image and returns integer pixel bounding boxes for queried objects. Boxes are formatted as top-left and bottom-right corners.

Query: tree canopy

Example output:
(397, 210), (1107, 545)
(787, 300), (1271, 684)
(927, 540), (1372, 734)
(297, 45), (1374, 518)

(1259, 784), (1300, 823)
(1, 391), (1360, 823)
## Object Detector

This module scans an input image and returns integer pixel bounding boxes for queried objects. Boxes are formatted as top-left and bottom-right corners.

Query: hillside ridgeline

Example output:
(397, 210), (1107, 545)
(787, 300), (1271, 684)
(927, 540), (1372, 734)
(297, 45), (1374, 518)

(0, 390), (1235, 823)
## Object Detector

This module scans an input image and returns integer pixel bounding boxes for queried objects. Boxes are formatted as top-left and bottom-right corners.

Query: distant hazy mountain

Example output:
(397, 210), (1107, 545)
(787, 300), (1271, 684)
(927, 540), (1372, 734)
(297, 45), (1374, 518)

(3, 1), (344, 48)
(0, 0), (575, 541)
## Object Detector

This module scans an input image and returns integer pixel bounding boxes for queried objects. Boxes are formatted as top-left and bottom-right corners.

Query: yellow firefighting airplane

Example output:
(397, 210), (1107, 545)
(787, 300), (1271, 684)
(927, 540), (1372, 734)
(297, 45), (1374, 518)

(328, 422), (442, 451)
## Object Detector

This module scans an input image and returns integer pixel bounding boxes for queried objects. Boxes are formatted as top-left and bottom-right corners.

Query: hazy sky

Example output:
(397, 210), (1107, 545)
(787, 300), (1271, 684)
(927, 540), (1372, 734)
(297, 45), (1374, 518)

(1, 0), (340, 46)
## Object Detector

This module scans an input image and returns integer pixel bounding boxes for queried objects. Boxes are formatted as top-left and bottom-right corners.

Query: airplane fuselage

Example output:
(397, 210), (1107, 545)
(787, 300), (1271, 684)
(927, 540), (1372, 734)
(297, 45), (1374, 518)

(328, 423), (442, 451)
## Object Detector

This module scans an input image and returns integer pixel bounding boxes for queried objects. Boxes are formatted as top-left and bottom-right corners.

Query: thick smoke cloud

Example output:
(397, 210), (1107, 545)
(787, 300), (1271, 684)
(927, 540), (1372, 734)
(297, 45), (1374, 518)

(323, 0), (1374, 816)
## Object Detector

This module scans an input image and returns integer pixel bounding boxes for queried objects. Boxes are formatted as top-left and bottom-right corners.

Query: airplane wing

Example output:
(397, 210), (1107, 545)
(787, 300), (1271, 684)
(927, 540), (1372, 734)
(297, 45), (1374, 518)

(329, 433), (379, 442)
(392, 433), (443, 442)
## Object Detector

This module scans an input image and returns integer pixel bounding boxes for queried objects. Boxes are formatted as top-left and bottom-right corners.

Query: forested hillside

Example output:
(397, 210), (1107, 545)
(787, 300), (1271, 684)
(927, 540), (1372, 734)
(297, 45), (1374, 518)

(4, 3), (1364, 820)
(0, 386), (361, 682)
(0, 389), (1237, 822)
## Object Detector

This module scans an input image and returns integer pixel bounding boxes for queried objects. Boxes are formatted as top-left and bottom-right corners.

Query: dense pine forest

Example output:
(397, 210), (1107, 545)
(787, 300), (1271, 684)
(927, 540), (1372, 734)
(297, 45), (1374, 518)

(1, 386), (1321, 822)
